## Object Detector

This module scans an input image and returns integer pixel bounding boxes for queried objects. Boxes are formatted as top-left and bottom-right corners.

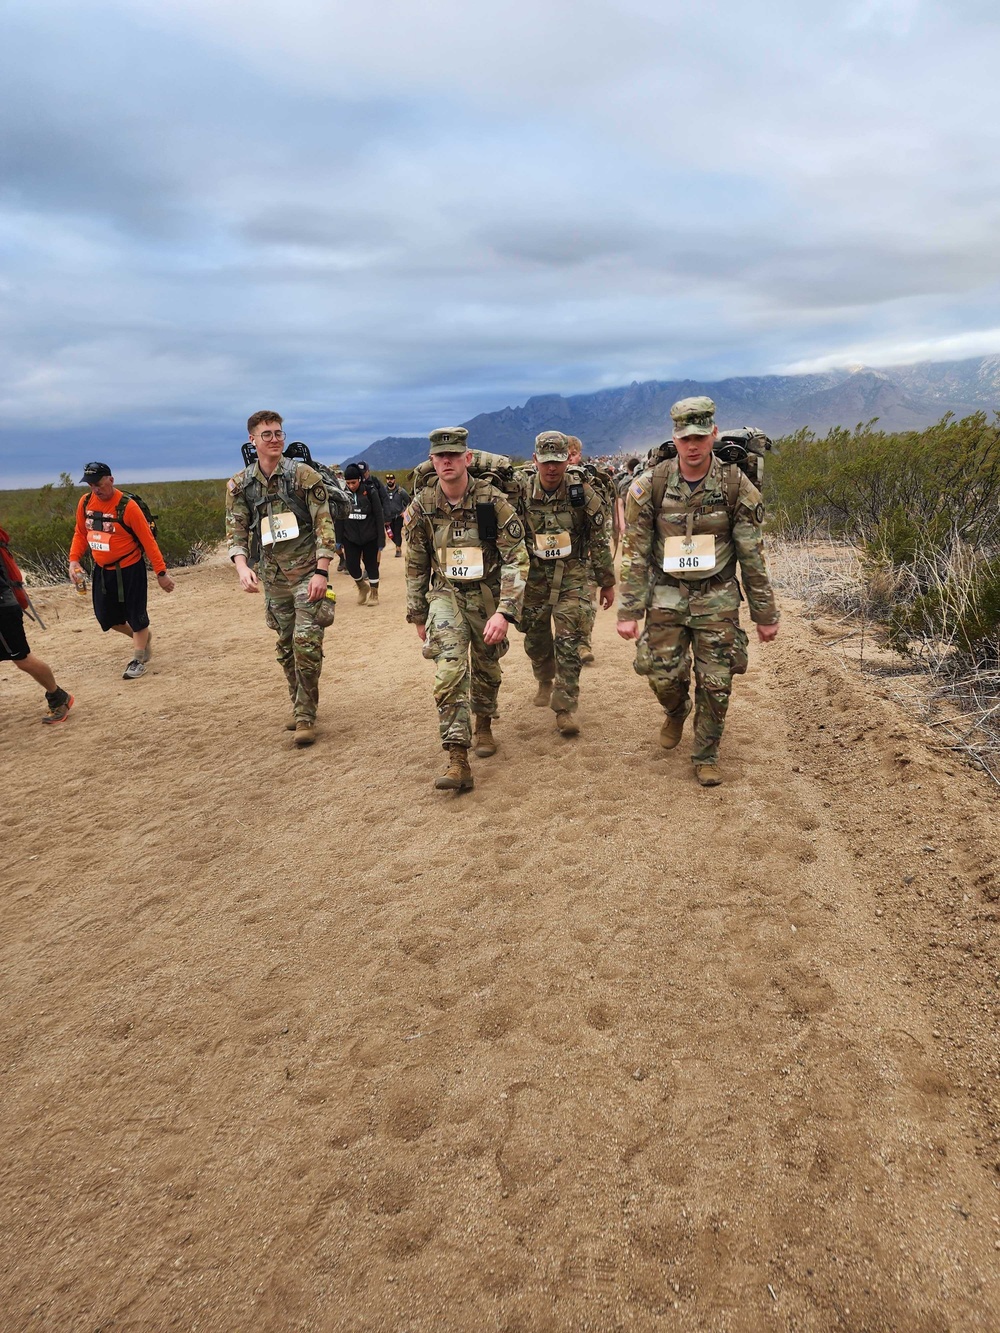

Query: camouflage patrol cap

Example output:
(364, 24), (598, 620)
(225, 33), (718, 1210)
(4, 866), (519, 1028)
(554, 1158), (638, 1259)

(670, 395), (716, 437)
(534, 430), (570, 462)
(428, 427), (470, 455)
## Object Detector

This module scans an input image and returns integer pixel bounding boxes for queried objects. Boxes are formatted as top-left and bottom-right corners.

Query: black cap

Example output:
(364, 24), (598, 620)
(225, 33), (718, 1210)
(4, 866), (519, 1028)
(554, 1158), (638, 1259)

(344, 463), (364, 480)
(80, 461), (112, 483)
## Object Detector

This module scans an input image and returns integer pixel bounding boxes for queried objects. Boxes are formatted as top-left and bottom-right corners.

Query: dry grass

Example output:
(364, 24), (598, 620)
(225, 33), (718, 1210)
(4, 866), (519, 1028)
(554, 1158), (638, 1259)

(768, 536), (1000, 785)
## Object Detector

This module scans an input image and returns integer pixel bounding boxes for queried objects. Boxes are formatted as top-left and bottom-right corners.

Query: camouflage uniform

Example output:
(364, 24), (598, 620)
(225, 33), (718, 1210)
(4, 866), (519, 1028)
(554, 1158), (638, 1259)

(514, 467), (615, 715)
(619, 454), (778, 767)
(405, 477), (528, 748)
(226, 457), (338, 725)
(575, 461), (619, 655)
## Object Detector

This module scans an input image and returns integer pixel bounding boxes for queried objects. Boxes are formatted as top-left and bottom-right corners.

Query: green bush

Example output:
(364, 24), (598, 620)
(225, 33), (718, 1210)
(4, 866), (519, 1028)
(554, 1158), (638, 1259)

(1, 476), (227, 579)
(768, 413), (1000, 670)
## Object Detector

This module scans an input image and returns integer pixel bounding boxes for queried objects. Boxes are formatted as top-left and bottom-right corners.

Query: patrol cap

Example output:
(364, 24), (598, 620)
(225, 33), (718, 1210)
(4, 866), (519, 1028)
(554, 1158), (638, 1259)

(80, 461), (112, 483)
(534, 430), (570, 462)
(670, 396), (716, 437)
(428, 427), (470, 455)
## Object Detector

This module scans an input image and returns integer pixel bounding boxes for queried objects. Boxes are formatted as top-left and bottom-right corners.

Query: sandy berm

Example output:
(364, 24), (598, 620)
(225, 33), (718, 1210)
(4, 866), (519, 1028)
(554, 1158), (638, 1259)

(2, 549), (999, 1331)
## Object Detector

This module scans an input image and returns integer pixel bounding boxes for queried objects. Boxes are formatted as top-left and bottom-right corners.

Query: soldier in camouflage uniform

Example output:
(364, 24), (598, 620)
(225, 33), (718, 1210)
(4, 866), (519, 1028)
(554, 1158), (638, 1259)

(514, 431), (615, 737)
(226, 410), (338, 747)
(565, 435), (619, 666)
(617, 396), (779, 786)
(405, 427), (528, 792)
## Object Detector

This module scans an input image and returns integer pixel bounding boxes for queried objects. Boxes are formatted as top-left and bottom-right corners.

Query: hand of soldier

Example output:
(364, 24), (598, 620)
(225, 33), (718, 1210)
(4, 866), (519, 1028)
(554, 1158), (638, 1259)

(617, 619), (640, 640)
(599, 585), (616, 610)
(236, 562), (260, 594)
(756, 623), (779, 643)
(415, 623), (427, 642)
(483, 611), (509, 645)
(306, 573), (327, 603)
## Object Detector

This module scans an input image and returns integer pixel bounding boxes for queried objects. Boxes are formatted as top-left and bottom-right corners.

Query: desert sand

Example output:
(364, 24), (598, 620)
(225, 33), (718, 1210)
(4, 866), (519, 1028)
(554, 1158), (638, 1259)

(2, 550), (999, 1332)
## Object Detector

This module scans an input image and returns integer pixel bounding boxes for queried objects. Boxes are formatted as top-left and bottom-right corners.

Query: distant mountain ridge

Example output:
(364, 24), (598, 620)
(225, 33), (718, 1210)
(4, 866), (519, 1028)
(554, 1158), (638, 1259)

(342, 355), (1000, 469)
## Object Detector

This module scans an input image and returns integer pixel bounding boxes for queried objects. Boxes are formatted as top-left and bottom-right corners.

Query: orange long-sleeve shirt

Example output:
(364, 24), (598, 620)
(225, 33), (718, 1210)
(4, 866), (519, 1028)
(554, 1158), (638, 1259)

(70, 491), (167, 576)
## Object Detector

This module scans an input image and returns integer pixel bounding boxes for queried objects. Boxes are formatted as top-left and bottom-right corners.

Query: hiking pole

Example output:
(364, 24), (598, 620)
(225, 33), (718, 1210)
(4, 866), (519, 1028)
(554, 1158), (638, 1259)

(23, 595), (47, 630)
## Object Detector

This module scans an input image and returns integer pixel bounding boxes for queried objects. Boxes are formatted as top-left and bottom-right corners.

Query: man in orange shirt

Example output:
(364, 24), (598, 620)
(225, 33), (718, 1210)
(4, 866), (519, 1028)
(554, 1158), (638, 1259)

(68, 462), (175, 679)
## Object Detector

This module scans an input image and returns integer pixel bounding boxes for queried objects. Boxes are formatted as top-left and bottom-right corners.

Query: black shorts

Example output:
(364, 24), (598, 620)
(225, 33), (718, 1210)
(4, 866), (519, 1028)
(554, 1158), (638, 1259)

(93, 559), (150, 632)
(0, 607), (30, 662)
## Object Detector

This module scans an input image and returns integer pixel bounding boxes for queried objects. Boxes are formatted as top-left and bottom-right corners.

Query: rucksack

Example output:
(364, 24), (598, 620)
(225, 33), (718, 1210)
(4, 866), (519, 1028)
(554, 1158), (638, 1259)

(240, 441), (352, 524)
(282, 441), (353, 522)
(410, 449), (521, 544)
(114, 492), (158, 542)
(648, 426), (772, 491)
(0, 526), (29, 611)
(411, 449), (519, 503)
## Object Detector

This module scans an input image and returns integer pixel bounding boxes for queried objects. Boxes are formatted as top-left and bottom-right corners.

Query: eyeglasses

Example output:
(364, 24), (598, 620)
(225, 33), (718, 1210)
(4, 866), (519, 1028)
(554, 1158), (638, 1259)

(256, 429), (286, 441)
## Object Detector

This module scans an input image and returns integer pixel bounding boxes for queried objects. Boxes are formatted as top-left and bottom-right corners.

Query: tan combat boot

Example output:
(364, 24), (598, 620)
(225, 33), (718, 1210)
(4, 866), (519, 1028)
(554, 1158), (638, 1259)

(695, 764), (723, 787)
(659, 710), (687, 749)
(285, 713), (297, 731)
(473, 716), (497, 757)
(365, 585), (379, 607)
(293, 722), (316, 747)
(579, 646), (595, 666)
(434, 745), (474, 791)
(533, 680), (553, 707)
(556, 710), (580, 737)
(355, 577), (370, 605)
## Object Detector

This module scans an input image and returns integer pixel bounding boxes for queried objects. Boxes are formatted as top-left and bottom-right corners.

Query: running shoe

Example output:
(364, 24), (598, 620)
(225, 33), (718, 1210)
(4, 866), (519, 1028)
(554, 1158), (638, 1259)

(41, 693), (75, 725)
(123, 659), (146, 680)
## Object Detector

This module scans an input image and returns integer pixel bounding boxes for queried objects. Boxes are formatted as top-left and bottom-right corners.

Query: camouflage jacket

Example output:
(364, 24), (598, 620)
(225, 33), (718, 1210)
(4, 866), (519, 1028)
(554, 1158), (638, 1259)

(513, 471), (615, 590)
(619, 456), (779, 624)
(226, 457), (337, 585)
(404, 476), (528, 624)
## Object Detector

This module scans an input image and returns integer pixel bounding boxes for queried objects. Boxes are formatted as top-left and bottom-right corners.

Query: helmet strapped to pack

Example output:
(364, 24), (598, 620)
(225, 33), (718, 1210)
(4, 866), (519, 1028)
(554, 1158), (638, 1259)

(713, 427), (772, 488)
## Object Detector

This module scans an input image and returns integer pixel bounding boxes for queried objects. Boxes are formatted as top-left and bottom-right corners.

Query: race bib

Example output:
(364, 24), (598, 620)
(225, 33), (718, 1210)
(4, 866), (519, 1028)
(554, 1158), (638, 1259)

(534, 530), (572, 560)
(662, 534), (716, 573)
(87, 529), (112, 553)
(261, 512), (299, 546)
(445, 546), (484, 580)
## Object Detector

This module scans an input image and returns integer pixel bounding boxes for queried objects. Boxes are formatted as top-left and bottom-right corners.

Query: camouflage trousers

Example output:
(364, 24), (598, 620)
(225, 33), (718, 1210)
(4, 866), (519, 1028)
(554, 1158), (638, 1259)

(519, 583), (590, 714)
(424, 587), (508, 749)
(580, 585), (597, 652)
(636, 609), (747, 766)
(264, 574), (331, 725)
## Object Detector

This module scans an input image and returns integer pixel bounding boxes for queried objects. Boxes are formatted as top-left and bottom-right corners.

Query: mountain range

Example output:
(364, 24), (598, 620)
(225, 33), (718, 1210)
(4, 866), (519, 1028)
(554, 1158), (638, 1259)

(342, 355), (1000, 468)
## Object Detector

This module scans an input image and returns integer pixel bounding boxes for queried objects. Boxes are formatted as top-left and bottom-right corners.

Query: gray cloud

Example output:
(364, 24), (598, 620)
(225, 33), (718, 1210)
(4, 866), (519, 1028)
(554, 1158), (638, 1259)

(2, 0), (1000, 483)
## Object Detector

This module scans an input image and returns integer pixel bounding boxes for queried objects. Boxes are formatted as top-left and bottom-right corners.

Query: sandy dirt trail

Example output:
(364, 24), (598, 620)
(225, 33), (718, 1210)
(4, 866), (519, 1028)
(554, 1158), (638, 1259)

(3, 551), (999, 1332)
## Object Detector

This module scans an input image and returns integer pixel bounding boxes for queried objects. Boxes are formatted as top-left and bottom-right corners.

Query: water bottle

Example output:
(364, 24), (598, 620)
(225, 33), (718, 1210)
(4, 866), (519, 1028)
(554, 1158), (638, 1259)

(72, 569), (88, 597)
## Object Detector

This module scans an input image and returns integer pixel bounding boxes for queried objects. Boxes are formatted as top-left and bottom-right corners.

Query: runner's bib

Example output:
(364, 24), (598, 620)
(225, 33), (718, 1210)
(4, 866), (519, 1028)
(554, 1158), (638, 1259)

(534, 530), (572, 560)
(261, 512), (300, 546)
(445, 546), (484, 580)
(662, 534), (716, 573)
(87, 527), (112, 553)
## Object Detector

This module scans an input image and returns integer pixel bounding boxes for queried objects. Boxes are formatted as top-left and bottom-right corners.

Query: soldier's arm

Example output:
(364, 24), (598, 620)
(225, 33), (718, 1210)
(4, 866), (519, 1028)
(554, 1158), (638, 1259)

(493, 494), (529, 622)
(297, 464), (337, 561)
(403, 498), (432, 624)
(733, 479), (779, 625)
(225, 475), (253, 561)
(618, 472), (654, 620)
(584, 484), (615, 588)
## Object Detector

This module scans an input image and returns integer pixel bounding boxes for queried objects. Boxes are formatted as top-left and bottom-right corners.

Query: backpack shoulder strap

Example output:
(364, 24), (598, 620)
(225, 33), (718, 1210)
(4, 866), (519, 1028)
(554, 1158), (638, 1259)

(112, 493), (144, 553)
(722, 463), (741, 517)
(650, 460), (672, 514)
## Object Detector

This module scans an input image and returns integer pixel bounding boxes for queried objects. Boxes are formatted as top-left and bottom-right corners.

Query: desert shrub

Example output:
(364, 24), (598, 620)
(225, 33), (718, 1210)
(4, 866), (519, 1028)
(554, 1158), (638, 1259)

(769, 413), (1000, 553)
(1, 476), (227, 579)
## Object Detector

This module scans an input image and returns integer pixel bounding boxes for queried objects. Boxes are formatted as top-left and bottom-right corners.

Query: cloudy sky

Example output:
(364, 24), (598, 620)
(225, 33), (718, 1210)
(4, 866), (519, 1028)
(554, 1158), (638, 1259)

(3, 0), (999, 484)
